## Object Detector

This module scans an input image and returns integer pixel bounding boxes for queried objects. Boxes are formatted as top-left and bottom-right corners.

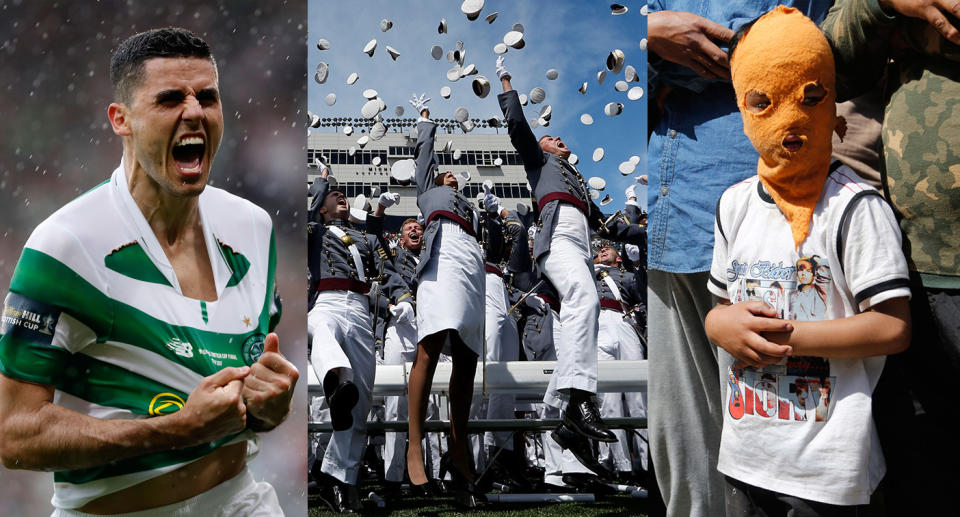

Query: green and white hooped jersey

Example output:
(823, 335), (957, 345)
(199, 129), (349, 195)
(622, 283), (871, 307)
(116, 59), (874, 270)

(0, 163), (281, 509)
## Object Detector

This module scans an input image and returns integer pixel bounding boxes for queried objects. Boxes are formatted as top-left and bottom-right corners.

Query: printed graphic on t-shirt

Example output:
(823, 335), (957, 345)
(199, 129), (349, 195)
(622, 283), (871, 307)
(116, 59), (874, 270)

(725, 255), (836, 422)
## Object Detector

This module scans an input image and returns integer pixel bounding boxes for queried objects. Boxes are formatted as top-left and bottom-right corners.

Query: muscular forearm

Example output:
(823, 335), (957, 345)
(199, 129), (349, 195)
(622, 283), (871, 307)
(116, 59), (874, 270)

(0, 398), (198, 471)
(767, 298), (910, 358)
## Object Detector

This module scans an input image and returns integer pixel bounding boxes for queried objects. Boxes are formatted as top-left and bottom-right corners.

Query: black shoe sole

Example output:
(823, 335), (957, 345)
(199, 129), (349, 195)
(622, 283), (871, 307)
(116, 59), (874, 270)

(551, 428), (614, 481)
(562, 413), (619, 443)
(329, 382), (359, 432)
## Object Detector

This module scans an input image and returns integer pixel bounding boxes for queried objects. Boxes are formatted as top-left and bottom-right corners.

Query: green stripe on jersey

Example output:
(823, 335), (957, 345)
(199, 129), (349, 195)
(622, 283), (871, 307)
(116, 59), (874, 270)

(200, 300), (208, 323)
(104, 242), (173, 287)
(58, 352), (189, 416)
(218, 241), (251, 288)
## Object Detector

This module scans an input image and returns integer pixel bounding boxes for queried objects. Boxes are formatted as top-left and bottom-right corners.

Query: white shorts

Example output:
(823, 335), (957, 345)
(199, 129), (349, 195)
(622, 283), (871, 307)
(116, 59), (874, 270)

(51, 469), (282, 517)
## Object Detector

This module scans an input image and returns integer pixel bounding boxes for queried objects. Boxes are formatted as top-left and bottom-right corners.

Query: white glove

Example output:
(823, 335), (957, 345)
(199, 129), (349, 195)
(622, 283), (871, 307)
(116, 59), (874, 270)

(482, 184), (500, 214)
(378, 191), (400, 208)
(524, 295), (547, 315)
(625, 244), (640, 262)
(624, 185), (636, 200)
(389, 301), (415, 325)
(314, 159), (329, 177)
(495, 56), (510, 80)
(409, 92), (430, 113)
(527, 226), (536, 240)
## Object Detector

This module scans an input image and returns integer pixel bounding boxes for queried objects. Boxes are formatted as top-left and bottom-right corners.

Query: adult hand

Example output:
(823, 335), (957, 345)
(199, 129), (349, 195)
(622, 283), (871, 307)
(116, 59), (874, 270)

(647, 10), (735, 79)
(409, 93), (431, 115)
(524, 295), (548, 315)
(315, 159), (330, 179)
(624, 243), (641, 262)
(389, 301), (415, 325)
(482, 184), (501, 214)
(176, 366), (250, 445)
(495, 55), (511, 80)
(241, 333), (299, 431)
(880, 0), (960, 44)
(378, 191), (400, 208)
(704, 301), (794, 368)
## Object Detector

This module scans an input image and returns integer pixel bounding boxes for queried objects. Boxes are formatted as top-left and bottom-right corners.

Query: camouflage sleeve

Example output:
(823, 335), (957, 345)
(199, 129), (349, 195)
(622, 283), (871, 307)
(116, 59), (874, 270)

(821, 0), (898, 101)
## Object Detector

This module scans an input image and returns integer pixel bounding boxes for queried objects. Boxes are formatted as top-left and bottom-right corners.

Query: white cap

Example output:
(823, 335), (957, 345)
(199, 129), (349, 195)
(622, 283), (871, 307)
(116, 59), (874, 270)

(441, 86), (452, 98)
(454, 107), (470, 122)
(624, 65), (638, 82)
(438, 18), (448, 34)
(461, 0), (484, 21)
(395, 106), (404, 117)
(639, 38), (648, 51)
(589, 188), (600, 200)
(460, 63), (477, 76)
(453, 149), (462, 160)
(363, 39), (377, 57)
(309, 112), (320, 128)
(453, 49), (466, 65)
(519, 93), (528, 105)
(580, 113), (594, 125)
(640, 4), (649, 16)
(569, 153), (579, 165)
(588, 176), (607, 190)
(629, 155), (641, 165)
(372, 156), (382, 166)
(494, 157), (503, 166)
(472, 76), (491, 98)
(627, 86), (644, 101)
(597, 70), (607, 85)
(447, 50), (456, 63)
(618, 161), (636, 175)
(317, 39), (331, 51)
(615, 80), (628, 92)
(325, 93), (337, 106)
(344, 125), (354, 136)
(606, 49), (625, 74)
(529, 87), (546, 104)
(349, 207), (368, 224)
(431, 45), (443, 60)
(315, 62), (329, 84)
(348, 146), (357, 156)
(504, 31), (525, 49)
(546, 69), (559, 80)
(386, 46), (400, 61)
(604, 102), (623, 116)
(455, 169), (471, 187)
(578, 82), (588, 95)
(460, 119), (475, 132)
(493, 42), (508, 54)
(443, 140), (453, 153)
(485, 11), (498, 23)
(512, 23), (525, 33)
(539, 104), (552, 120)
(593, 147), (605, 162)
(611, 3), (628, 15)
(347, 72), (359, 85)
(529, 117), (539, 129)
(361, 99), (383, 119)
(447, 67), (462, 82)
(600, 194), (613, 206)
(380, 19), (393, 32)
(357, 135), (370, 148)
(363, 88), (378, 100)
(391, 159), (416, 184)
(370, 122), (387, 140)
(537, 117), (550, 127)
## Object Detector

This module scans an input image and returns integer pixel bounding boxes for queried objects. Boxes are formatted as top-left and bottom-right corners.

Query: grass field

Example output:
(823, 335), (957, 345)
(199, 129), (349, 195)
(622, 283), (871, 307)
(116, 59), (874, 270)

(308, 483), (652, 516)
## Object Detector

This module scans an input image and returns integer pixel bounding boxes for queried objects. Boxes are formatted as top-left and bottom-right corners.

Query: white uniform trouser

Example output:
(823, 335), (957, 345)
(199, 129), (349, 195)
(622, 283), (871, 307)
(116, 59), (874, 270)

(540, 204), (600, 410)
(382, 319), (444, 482)
(483, 272), (519, 451)
(51, 469), (282, 516)
(597, 308), (649, 473)
(537, 309), (591, 486)
(309, 290), (374, 485)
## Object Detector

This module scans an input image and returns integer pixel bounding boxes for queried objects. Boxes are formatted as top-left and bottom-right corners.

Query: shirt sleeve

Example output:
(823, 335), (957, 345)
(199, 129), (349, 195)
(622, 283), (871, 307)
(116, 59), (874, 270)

(838, 192), (911, 311)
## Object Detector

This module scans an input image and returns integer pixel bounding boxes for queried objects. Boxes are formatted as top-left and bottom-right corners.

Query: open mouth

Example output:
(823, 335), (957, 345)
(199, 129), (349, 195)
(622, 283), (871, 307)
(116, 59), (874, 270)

(172, 135), (205, 176)
(782, 135), (803, 153)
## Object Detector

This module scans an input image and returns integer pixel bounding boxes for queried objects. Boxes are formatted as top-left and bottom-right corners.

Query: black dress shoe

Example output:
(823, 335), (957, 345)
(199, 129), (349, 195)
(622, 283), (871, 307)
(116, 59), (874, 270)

(315, 475), (355, 514)
(563, 390), (617, 443)
(327, 380), (359, 432)
(550, 422), (615, 481)
(483, 448), (534, 492)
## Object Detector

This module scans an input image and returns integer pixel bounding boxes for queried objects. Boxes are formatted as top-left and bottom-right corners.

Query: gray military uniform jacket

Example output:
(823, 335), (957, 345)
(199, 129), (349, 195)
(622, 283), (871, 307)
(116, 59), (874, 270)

(594, 264), (643, 311)
(414, 119), (481, 276)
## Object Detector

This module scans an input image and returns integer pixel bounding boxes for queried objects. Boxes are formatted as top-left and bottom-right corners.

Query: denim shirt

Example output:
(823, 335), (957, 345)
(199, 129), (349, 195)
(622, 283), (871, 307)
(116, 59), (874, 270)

(646, 0), (831, 273)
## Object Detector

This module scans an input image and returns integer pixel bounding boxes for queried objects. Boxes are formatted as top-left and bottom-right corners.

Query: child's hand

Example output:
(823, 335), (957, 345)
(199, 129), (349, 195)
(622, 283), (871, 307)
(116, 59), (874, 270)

(705, 301), (794, 368)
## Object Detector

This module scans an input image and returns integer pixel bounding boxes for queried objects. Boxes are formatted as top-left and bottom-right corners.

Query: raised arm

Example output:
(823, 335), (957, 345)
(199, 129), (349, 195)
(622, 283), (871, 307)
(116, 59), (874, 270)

(495, 57), (547, 171)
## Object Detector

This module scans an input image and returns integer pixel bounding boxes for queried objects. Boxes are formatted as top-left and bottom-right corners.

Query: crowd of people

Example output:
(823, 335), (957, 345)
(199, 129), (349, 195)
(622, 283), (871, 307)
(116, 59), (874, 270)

(306, 59), (649, 513)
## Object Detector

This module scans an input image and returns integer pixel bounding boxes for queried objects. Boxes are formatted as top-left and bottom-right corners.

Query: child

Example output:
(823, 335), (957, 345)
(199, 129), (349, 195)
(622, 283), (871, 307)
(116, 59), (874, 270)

(703, 6), (911, 513)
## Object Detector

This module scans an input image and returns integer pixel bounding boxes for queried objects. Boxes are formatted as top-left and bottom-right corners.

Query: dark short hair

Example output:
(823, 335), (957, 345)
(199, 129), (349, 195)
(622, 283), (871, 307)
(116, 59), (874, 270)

(401, 218), (422, 231)
(110, 27), (215, 103)
(727, 16), (762, 63)
(434, 171), (452, 186)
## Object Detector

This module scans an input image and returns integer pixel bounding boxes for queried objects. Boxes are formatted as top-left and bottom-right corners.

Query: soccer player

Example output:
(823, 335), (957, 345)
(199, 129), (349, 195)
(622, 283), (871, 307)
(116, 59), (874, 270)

(0, 28), (297, 515)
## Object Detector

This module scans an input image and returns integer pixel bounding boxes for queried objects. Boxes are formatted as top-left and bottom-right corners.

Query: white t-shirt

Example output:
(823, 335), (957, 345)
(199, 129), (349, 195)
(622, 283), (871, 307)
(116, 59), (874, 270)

(707, 165), (910, 505)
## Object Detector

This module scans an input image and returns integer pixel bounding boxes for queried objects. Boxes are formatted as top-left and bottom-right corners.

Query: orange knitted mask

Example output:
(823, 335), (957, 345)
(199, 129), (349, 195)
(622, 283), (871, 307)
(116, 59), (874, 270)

(731, 6), (842, 248)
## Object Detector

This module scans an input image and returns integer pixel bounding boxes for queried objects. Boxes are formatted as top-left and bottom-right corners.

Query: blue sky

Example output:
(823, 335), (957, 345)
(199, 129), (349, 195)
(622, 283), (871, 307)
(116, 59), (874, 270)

(308, 0), (648, 209)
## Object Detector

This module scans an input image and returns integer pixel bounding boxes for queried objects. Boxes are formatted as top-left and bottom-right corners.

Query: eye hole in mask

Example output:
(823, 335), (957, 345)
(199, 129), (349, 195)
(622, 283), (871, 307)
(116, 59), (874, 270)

(745, 90), (772, 114)
(801, 82), (827, 106)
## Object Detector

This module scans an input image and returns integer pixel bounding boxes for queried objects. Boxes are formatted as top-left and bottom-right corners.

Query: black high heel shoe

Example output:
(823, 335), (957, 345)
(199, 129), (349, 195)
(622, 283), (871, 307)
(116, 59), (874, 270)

(408, 478), (444, 497)
(439, 453), (486, 507)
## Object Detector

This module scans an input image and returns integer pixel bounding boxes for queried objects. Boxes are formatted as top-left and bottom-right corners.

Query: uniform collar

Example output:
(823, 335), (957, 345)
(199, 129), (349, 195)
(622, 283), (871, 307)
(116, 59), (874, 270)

(111, 159), (233, 300)
(324, 218), (354, 230)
